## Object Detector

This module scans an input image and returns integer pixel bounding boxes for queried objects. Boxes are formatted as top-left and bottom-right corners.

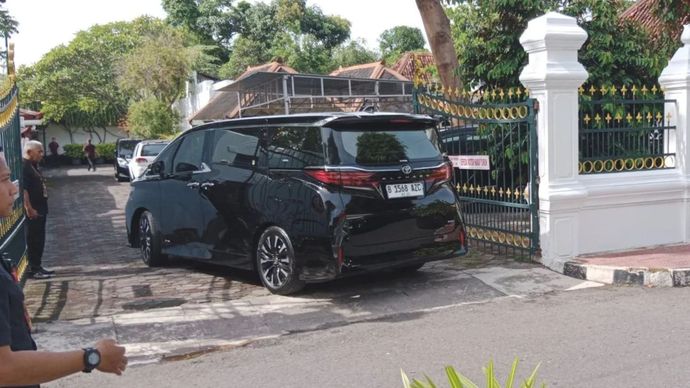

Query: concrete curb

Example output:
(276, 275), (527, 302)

(563, 262), (690, 287)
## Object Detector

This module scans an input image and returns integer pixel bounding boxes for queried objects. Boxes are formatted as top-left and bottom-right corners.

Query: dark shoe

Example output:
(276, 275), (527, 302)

(29, 271), (53, 280)
(39, 267), (56, 275)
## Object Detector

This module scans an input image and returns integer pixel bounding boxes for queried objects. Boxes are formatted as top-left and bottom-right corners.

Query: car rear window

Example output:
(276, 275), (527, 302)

(117, 140), (139, 158)
(326, 127), (442, 166)
(141, 143), (167, 157)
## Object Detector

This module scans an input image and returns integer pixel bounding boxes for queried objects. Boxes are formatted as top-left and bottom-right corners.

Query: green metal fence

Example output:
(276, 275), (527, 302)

(0, 48), (28, 282)
(578, 85), (676, 174)
(414, 85), (539, 258)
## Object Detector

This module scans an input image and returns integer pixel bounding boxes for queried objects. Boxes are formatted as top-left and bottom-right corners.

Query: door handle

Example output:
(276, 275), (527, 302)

(186, 182), (200, 189)
(200, 182), (215, 189)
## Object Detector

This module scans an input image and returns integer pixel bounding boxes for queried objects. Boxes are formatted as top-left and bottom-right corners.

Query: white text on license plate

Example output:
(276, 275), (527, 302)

(386, 182), (424, 199)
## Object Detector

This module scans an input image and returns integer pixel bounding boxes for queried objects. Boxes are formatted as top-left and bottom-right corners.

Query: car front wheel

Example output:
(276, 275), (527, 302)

(256, 226), (305, 295)
(139, 211), (165, 267)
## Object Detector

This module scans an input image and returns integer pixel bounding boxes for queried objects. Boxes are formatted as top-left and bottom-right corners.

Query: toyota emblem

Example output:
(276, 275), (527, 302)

(401, 165), (412, 175)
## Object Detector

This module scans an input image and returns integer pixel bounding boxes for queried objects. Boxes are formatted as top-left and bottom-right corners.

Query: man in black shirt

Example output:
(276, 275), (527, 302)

(0, 155), (128, 386)
(22, 141), (54, 279)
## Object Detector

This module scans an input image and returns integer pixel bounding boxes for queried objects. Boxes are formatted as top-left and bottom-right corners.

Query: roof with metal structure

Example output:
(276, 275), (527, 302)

(189, 70), (414, 124)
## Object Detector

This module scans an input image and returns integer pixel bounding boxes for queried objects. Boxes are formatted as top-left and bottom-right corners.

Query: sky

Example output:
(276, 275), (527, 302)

(5, 0), (427, 68)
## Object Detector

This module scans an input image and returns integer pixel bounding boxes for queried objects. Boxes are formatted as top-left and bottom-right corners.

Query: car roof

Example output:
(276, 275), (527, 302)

(187, 112), (437, 133)
(138, 140), (170, 145)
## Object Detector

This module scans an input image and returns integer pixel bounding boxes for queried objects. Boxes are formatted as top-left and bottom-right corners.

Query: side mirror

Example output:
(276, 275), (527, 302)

(175, 162), (198, 173)
(149, 160), (164, 177)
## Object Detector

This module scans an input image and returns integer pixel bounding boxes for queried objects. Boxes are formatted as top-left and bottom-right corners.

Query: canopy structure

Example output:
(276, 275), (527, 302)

(189, 71), (414, 125)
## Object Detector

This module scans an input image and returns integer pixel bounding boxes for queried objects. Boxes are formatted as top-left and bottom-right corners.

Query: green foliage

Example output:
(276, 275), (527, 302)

(18, 17), (168, 131)
(215, 0), (351, 78)
(126, 98), (179, 140)
(379, 26), (426, 65)
(401, 358), (544, 388)
(0, 4), (18, 39)
(330, 39), (378, 70)
(446, 0), (677, 89)
(95, 143), (116, 162)
(117, 29), (196, 105)
(62, 144), (85, 160)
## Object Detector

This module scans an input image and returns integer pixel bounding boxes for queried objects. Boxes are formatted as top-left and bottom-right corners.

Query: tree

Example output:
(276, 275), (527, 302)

(18, 17), (202, 142)
(117, 30), (196, 106)
(378, 26), (426, 65)
(126, 98), (179, 139)
(330, 39), (378, 70)
(445, 0), (668, 89)
(415, 0), (460, 90)
(0, 4), (17, 39)
(214, 0), (351, 78)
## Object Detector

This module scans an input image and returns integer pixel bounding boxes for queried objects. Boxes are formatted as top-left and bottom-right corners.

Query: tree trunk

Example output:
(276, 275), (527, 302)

(415, 0), (461, 91)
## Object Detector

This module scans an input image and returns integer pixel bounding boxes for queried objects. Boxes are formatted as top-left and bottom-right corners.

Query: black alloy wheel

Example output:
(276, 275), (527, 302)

(139, 211), (165, 267)
(256, 226), (305, 295)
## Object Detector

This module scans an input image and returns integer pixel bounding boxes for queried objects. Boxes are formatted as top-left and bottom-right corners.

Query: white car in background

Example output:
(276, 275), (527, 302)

(128, 140), (170, 180)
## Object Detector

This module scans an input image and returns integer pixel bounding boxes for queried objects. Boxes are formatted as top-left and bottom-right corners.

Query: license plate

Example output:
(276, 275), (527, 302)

(385, 182), (424, 199)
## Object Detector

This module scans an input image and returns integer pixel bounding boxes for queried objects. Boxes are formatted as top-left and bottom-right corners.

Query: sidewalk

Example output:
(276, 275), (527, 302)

(564, 244), (690, 287)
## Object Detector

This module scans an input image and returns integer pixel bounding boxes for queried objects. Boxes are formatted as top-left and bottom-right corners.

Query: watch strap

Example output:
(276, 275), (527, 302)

(82, 347), (101, 373)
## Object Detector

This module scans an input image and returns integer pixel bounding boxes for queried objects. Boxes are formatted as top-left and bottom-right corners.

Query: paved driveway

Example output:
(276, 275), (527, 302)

(23, 166), (602, 363)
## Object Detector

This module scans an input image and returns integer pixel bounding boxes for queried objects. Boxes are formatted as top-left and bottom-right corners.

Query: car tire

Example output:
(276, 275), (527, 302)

(255, 226), (305, 295)
(116, 174), (128, 182)
(139, 211), (165, 267)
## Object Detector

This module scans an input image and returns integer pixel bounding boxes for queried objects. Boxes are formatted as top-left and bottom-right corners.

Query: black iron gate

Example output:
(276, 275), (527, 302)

(414, 85), (539, 257)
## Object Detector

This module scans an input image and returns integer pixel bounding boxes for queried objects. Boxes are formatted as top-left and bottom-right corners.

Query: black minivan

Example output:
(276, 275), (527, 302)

(125, 113), (467, 294)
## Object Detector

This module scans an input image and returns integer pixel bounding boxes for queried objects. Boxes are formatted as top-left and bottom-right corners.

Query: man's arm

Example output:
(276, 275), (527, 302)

(23, 190), (37, 219)
(0, 339), (127, 386)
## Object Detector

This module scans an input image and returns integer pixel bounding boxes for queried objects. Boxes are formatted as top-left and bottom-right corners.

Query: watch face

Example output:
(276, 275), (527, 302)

(88, 352), (100, 365)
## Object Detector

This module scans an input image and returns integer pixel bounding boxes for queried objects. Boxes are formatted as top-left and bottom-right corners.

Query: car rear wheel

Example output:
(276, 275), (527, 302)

(139, 211), (165, 267)
(256, 226), (305, 295)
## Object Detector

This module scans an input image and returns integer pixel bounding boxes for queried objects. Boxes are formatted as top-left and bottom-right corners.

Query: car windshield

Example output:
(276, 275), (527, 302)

(141, 143), (168, 157)
(118, 141), (139, 158)
(327, 126), (442, 166)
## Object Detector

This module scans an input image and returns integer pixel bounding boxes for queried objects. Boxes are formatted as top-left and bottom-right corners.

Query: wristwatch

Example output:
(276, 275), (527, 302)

(82, 347), (101, 373)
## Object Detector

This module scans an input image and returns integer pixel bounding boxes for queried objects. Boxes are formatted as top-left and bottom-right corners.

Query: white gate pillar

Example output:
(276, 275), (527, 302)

(519, 12), (589, 270)
(660, 25), (690, 242)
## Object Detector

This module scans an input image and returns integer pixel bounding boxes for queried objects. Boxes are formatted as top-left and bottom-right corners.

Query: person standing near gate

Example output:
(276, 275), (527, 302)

(0, 154), (128, 387)
(83, 139), (96, 172)
(48, 137), (60, 166)
(22, 140), (54, 279)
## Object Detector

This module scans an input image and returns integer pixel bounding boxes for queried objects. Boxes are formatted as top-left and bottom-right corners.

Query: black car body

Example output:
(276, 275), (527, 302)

(125, 113), (468, 294)
(114, 138), (141, 181)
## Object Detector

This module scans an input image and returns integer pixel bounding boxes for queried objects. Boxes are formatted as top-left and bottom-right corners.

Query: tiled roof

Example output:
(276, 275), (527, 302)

(392, 51), (435, 82)
(621, 0), (689, 42)
(237, 61), (298, 81)
(329, 61), (409, 81)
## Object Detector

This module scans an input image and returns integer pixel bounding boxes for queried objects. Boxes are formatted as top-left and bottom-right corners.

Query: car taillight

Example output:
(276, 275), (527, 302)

(459, 228), (466, 247)
(426, 163), (452, 184)
(305, 169), (377, 188)
(135, 157), (148, 164)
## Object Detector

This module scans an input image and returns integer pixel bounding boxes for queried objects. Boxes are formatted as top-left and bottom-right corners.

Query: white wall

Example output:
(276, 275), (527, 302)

(520, 15), (690, 271)
(37, 124), (129, 153)
(172, 79), (233, 131)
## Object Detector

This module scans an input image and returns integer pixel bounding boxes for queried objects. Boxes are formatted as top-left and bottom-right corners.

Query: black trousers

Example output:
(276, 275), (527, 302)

(26, 215), (47, 272)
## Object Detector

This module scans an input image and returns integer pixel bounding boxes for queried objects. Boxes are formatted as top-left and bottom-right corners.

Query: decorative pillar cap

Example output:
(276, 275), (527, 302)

(519, 12), (588, 54)
(519, 12), (588, 89)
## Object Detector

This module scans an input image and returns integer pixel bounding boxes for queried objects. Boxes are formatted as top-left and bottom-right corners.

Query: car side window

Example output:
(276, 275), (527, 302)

(267, 127), (324, 170)
(210, 129), (259, 169)
(173, 131), (206, 173)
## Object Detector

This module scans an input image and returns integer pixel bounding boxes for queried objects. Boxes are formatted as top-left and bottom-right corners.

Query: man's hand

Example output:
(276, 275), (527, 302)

(94, 339), (127, 375)
(25, 207), (38, 219)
